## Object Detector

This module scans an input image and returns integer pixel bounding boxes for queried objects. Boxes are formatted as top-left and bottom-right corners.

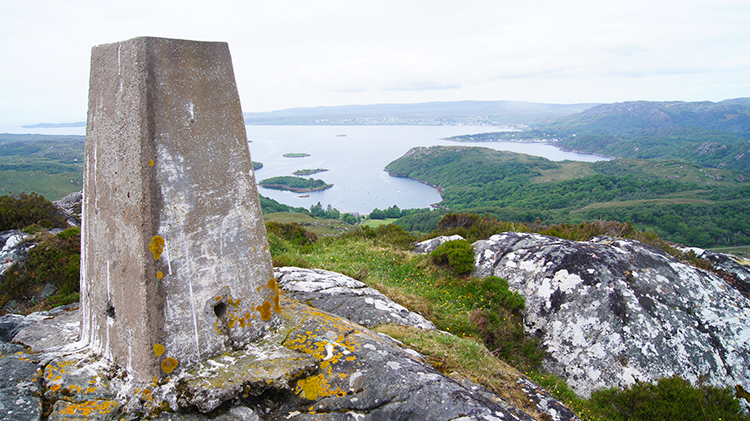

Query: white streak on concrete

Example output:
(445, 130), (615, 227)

(187, 262), (202, 361)
(164, 239), (173, 275)
(117, 43), (122, 92)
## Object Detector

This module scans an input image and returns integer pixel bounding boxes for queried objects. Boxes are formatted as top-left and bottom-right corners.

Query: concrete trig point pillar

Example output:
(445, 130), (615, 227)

(82, 37), (279, 382)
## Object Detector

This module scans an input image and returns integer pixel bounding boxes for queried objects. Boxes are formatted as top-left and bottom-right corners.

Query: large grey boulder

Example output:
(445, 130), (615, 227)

(474, 232), (750, 397)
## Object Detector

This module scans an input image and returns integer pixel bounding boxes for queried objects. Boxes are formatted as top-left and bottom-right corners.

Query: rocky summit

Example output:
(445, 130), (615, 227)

(0, 258), (578, 421)
(470, 231), (750, 398)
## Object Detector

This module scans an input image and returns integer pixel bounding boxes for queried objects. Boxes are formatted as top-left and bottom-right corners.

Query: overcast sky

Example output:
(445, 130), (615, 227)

(1, 0), (749, 129)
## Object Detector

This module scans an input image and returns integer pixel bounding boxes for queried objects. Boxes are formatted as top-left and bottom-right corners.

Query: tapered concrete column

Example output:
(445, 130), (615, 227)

(82, 37), (278, 382)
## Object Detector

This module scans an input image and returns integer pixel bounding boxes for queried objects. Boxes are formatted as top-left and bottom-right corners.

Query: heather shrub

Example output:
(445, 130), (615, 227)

(0, 193), (67, 231)
(431, 239), (475, 275)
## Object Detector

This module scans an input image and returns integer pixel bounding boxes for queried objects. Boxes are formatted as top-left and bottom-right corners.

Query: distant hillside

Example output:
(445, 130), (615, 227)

(387, 145), (750, 247)
(545, 99), (750, 174)
(546, 99), (750, 137)
(0, 134), (85, 200)
(448, 98), (750, 174)
(243, 100), (598, 126)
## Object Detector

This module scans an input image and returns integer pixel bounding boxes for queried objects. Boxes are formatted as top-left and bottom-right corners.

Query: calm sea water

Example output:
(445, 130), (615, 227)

(245, 125), (608, 214)
(1, 123), (608, 214)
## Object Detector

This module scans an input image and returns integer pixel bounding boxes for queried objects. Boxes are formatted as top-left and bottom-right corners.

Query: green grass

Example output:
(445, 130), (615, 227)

(0, 170), (82, 200)
(264, 212), (357, 237)
(360, 218), (399, 227)
(708, 246), (750, 260)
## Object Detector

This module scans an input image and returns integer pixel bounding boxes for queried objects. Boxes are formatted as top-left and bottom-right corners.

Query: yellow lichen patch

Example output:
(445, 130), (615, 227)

(296, 374), (346, 401)
(153, 344), (165, 357)
(157, 271), (164, 279)
(55, 400), (119, 417)
(148, 236), (165, 260)
(273, 289), (281, 313)
(268, 277), (277, 290)
(258, 300), (272, 321)
(149, 159), (154, 167)
(161, 357), (178, 374)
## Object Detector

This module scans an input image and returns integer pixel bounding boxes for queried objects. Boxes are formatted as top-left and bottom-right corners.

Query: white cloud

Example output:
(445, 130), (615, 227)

(0, 0), (749, 127)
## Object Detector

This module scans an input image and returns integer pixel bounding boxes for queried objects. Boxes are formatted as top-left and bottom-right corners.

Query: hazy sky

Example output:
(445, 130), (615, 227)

(1, 0), (749, 128)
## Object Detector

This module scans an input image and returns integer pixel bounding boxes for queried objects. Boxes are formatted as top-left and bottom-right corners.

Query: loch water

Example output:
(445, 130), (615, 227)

(246, 125), (609, 215)
(2, 123), (608, 215)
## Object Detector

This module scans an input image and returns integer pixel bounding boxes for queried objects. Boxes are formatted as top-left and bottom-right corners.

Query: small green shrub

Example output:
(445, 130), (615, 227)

(265, 222), (318, 247)
(590, 375), (749, 421)
(0, 227), (81, 313)
(431, 239), (475, 275)
(0, 192), (67, 231)
(461, 276), (544, 369)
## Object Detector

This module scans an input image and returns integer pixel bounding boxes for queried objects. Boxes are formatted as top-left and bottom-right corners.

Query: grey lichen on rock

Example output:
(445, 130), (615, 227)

(474, 231), (750, 398)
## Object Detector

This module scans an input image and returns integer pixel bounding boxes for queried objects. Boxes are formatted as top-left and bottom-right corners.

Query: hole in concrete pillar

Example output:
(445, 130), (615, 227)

(105, 301), (116, 319)
(214, 302), (227, 319)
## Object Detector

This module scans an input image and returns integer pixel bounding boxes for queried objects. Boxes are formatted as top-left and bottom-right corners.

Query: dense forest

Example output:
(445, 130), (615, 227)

(386, 146), (750, 248)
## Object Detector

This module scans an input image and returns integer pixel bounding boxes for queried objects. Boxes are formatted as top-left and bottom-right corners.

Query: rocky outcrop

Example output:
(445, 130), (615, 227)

(0, 230), (33, 277)
(473, 232), (750, 398)
(413, 234), (465, 254)
(0, 268), (578, 421)
(52, 190), (82, 227)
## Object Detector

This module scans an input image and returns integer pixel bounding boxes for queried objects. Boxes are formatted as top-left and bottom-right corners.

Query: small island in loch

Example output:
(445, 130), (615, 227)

(293, 168), (328, 176)
(283, 152), (311, 158)
(259, 176), (333, 192)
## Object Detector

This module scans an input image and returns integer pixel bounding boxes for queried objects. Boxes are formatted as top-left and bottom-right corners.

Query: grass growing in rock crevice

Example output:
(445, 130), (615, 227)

(269, 220), (750, 421)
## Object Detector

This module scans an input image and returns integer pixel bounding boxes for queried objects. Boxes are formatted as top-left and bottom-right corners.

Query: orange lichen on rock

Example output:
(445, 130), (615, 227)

(148, 235), (165, 260)
(161, 357), (178, 374)
(295, 374), (345, 401)
(55, 400), (119, 417)
(153, 344), (165, 357)
(258, 300), (272, 321)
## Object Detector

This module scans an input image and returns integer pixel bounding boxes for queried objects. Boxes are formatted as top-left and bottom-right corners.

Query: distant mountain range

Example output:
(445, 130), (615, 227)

(446, 98), (750, 174)
(242, 100), (598, 126)
(545, 98), (750, 138)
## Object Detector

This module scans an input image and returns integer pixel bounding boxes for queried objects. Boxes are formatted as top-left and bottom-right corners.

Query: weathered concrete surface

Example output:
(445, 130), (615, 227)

(4, 293), (576, 420)
(274, 267), (436, 330)
(83, 37), (276, 382)
(474, 232), (750, 398)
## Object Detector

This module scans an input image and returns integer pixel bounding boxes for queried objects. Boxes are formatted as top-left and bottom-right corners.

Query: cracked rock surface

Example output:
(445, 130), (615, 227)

(474, 232), (750, 398)
(1, 288), (571, 420)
